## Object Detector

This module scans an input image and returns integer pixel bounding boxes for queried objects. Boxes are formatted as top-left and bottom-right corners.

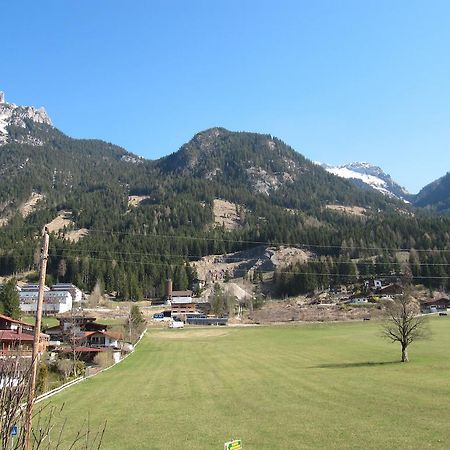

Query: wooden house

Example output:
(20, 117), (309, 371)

(0, 313), (48, 356)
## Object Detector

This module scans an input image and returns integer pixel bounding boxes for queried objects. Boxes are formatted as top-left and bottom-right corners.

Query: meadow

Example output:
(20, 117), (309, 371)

(22, 315), (59, 328)
(46, 318), (450, 449)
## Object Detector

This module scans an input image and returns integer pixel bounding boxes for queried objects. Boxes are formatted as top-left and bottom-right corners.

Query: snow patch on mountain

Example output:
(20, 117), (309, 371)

(326, 166), (389, 190)
(321, 162), (410, 202)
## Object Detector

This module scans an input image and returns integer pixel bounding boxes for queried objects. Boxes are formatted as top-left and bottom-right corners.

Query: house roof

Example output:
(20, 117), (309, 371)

(171, 299), (195, 305)
(0, 330), (34, 342)
(0, 313), (34, 328)
(422, 298), (450, 306)
(172, 290), (192, 297)
(82, 330), (123, 340)
(378, 284), (403, 292)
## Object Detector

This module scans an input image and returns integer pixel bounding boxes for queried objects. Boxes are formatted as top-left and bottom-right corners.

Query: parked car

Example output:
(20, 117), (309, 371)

(169, 319), (184, 329)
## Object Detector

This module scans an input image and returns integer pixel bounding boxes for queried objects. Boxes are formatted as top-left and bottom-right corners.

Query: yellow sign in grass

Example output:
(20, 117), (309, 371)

(224, 439), (242, 450)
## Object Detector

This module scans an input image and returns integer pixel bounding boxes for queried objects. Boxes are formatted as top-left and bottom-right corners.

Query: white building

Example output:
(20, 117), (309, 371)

(19, 284), (50, 292)
(170, 290), (193, 304)
(19, 290), (73, 314)
(51, 283), (83, 303)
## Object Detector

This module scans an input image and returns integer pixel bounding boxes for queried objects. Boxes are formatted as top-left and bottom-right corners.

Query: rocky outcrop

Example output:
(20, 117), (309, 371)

(0, 91), (52, 146)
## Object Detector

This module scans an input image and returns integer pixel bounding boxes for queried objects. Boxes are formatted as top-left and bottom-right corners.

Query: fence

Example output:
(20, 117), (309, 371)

(35, 329), (147, 403)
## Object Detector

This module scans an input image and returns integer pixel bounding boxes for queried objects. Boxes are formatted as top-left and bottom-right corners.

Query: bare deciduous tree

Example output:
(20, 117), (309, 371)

(1, 354), (105, 449)
(382, 295), (429, 362)
(61, 311), (85, 378)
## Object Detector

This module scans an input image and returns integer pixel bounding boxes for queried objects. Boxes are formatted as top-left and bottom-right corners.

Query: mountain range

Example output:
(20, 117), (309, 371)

(320, 162), (450, 213)
(320, 162), (411, 202)
(1, 91), (450, 297)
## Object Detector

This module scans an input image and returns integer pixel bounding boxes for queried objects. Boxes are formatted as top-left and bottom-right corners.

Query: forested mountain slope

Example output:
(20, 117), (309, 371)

(413, 172), (450, 213)
(1, 94), (450, 297)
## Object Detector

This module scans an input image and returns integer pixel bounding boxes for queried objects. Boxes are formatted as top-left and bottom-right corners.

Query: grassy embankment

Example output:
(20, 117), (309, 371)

(21, 315), (59, 328)
(45, 318), (450, 449)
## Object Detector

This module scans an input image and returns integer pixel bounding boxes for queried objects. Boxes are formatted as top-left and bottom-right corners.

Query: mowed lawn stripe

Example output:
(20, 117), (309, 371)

(46, 320), (450, 449)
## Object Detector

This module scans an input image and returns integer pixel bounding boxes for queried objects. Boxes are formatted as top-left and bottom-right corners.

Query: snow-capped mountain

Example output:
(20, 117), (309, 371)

(321, 162), (410, 202)
(0, 91), (52, 146)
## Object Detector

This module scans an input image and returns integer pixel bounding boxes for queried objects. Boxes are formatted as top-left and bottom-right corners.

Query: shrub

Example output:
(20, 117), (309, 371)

(93, 350), (114, 369)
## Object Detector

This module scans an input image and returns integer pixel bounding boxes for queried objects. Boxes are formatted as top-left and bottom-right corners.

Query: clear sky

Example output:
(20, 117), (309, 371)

(2, 0), (450, 193)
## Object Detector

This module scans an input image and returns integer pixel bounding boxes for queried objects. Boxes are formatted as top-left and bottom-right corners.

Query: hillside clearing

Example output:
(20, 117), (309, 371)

(19, 192), (44, 218)
(64, 228), (89, 242)
(0, 192), (44, 226)
(45, 211), (89, 242)
(213, 199), (243, 230)
(325, 204), (367, 217)
(193, 246), (310, 287)
(45, 211), (73, 232)
(128, 195), (151, 208)
(46, 319), (450, 449)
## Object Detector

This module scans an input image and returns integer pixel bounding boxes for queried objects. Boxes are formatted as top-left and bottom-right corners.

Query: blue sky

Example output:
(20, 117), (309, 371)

(2, 0), (450, 193)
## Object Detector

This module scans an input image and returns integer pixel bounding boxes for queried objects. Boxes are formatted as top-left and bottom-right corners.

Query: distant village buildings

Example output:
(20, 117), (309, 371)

(46, 314), (126, 363)
(18, 283), (82, 315)
(153, 279), (228, 326)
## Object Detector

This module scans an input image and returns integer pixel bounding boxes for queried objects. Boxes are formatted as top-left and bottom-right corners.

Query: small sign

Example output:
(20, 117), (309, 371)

(11, 425), (18, 436)
(224, 439), (242, 450)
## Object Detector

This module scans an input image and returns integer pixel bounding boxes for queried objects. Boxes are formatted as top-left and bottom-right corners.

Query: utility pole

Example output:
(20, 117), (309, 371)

(23, 228), (49, 450)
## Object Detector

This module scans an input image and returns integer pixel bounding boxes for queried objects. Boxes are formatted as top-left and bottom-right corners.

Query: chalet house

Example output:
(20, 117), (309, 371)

(171, 302), (197, 316)
(45, 315), (109, 342)
(377, 284), (403, 297)
(81, 330), (123, 348)
(421, 298), (450, 314)
(55, 326), (123, 363)
(169, 290), (196, 316)
(0, 313), (49, 356)
(171, 290), (193, 303)
(53, 318), (124, 363)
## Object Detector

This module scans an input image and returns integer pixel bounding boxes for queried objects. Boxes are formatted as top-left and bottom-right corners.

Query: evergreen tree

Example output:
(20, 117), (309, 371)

(0, 279), (21, 319)
(173, 265), (189, 291)
(127, 304), (146, 342)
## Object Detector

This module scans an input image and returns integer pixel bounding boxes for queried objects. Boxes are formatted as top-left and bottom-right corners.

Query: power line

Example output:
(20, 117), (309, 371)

(82, 229), (450, 253)
(50, 250), (450, 267)
(2, 226), (450, 253)
(2, 246), (450, 268)
(38, 251), (450, 280)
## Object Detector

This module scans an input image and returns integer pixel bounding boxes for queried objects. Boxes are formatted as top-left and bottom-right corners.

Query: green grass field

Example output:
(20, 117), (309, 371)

(45, 319), (450, 449)
(21, 315), (59, 328)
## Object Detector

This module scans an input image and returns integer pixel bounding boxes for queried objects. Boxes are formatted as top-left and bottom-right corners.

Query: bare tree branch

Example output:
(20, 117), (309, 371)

(382, 294), (430, 362)
(1, 353), (106, 449)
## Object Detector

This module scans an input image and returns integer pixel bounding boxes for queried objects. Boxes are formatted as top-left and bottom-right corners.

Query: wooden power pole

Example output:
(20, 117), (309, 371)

(24, 228), (49, 450)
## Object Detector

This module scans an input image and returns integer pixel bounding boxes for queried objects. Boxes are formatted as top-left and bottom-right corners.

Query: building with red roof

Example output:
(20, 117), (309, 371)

(0, 313), (49, 356)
